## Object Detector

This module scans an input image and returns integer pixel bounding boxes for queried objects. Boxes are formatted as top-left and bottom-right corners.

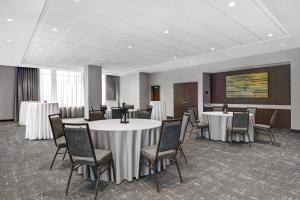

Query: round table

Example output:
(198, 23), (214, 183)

(19, 101), (40, 125)
(62, 118), (164, 184)
(25, 103), (59, 140)
(201, 112), (255, 142)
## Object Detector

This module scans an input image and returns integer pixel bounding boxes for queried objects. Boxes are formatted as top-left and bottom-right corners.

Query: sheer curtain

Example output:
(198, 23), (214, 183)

(40, 69), (84, 118)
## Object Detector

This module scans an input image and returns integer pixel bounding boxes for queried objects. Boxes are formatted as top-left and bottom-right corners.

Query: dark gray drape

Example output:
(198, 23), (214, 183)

(14, 67), (40, 121)
(106, 75), (120, 103)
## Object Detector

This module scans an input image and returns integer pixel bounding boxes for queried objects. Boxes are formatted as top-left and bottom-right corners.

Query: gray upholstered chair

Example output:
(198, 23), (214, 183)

(99, 105), (107, 115)
(188, 109), (210, 139)
(89, 110), (105, 121)
(177, 113), (189, 163)
(254, 110), (278, 144)
(63, 123), (115, 199)
(212, 106), (223, 112)
(111, 107), (122, 119)
(136, 111), (151, 119)
(140, 119), (183, 192)
(227, 112), (250, 146)
(48, 114), (70, 169)
(247, 107), (257, 119)
(146, 105), (153, 115)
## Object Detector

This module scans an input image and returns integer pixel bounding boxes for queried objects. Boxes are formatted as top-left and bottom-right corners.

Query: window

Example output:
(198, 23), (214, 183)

(40, 69), (84, 107)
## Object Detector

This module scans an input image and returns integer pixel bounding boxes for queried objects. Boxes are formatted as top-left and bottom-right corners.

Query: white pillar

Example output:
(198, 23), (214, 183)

(84, 65), (102, 119)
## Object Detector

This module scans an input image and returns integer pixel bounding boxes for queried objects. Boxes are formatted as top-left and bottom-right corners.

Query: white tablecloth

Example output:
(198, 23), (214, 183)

(19, 101), (39, 125)
(150, 101), (166, 121)
(105, 109), (137, 119)
(62, 118), (165, 184)
(201, 112), (255, 142)
(25, 103), (60, 140)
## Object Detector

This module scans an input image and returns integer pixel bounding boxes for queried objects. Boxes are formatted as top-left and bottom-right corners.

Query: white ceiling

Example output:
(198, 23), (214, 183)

(1, 0), (300, 74)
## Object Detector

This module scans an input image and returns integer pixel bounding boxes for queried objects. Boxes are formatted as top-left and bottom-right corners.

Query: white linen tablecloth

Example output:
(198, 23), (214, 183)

(201, 112), (255, 142)
(25, 103), (59, 140)
(150, 101), (166, 121)
(62, 118), (165, 184)
(19, 101), (39, 125)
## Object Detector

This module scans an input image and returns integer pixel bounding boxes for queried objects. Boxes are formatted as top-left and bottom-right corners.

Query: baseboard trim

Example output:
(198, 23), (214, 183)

(291, 129), (300, 133)
(0, 119), (14, 122)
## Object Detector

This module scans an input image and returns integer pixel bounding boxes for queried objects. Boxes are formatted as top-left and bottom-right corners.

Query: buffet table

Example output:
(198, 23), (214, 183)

(201, 112), (255, 142)
(150, 101), (166, 121)
(25, 102), (59, 140)
(62, 118), (165, 184)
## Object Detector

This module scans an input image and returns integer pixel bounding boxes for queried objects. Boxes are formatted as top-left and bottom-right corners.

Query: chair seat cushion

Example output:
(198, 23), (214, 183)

(141, 145), (175, 161)
(73, 149), (112, 166)
(254, 124), (270, 130)
(56, 136), (67, 148)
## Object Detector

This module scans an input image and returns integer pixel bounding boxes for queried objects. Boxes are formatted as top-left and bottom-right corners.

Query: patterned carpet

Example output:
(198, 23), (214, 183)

(0, 122), (299, 200)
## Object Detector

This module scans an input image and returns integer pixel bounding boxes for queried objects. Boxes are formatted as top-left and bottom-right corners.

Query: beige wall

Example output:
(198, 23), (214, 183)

(0, 66), (15, 120)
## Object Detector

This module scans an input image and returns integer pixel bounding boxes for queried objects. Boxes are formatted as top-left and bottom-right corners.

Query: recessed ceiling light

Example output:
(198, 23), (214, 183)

(228, 1), (236, 7)
(74, 0), (80, 2)
(52, 27), (58, 32)
(268, 33), (273, 37)
(210, 47), (215, 51)
(128, 45), (132, 49)
(6, 39), (11, 42)
(6, 18), (13, 22)
(280, 43), (285, 47)
(173, 56), (177, 59)
(164, 30), (169, 34)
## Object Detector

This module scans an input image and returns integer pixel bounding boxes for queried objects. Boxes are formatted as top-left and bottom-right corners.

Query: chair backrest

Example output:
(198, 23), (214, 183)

(180, 113), (189, 143)
(111, 107), (122, 119)
(99, 105), (107, 114)
(246, 107), (257, 118)
(89, 110), (105, 121)
(157, 119), (182, 156)
(189, 107), (198, 118)
(270, 110), (278, 127)
(48, 114), (64, 146)
(232, 112), (249, 130)
(136, 111), (151, 119)
(146, 105), (153, 114)
(212, 106), (223, 112)
(126, 104), (134, 109)
(187, 109), (197, 127)
(63, 123), (97, 166)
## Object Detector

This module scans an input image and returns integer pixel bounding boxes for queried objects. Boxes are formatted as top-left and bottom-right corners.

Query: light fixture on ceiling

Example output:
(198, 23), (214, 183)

(128, 45), (132, 49)
(228, 1), (236, 7)
(210, 47), (215, 51)
(74, 0), (80, 2)
(164, 30), (169, 34)
(6, 39), (11, 42)
(52, 27), (58, 32)
(6, 18), (13, 22)
(280, 43), (285, 47)
(227, 53), (231, 56)
(267, 33), (273, 37)
(173, 56), (177, 60)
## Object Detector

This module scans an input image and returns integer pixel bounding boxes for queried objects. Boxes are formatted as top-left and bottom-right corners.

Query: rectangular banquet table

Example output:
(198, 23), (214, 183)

(201, 112), (255, 142)
(62, 118), (169, 184)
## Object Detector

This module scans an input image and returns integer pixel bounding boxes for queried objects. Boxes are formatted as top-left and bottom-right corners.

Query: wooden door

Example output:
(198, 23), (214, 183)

(174, 82), (198, 118)
(151, 86), (160, 101)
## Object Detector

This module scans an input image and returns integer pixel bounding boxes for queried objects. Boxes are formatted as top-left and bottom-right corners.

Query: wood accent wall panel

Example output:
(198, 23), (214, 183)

(210, 65), (291, 105)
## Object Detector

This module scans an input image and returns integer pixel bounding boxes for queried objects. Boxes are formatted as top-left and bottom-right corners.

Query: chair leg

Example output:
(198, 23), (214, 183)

(94, 168), (101, 200)
(65, 164), (74, 195)
(153, 161), (160, 192)
(270, 130), (276, 144)
(63, 148), (67, 160)
(179, 146), (187, 164)
(50, 147), (60, 169)
(207, 127), (211, 140)
(174, 156), (183, 183)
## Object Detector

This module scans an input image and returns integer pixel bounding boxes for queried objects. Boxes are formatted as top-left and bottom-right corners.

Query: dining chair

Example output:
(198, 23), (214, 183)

(146, 105), (153, 115)
(177, 112), (189, 163)
(48, 114), (71, 169)
(63, 123), (115, 200)
(125, 104), (134, 109)
(227, 112), (250, 146)
(247, 107), (257, 120)
(254, 110), (278, 144)
(140, 119), (183, 192)
(111, 107), (122, 119)
(99, 105), (107, 114)
(188, 109), (210, 140)
(212, 106), (223, 112)
(89, 110), (105, 121)
(136, 111), (151, 119)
